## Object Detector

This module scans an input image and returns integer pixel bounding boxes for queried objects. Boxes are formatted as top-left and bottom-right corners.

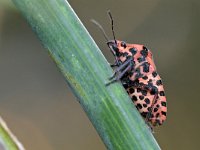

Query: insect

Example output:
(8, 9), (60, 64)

(91, 11), (167, 128)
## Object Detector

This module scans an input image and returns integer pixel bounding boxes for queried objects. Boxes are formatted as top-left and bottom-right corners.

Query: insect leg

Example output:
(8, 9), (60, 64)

(108, 64), (132, 84)
(145, 94), (158, 122)
(109, 57), (132, 80)
(124, 61), (149, 84)
(109, 60), (118, 67)
(106, 58), (133, 86)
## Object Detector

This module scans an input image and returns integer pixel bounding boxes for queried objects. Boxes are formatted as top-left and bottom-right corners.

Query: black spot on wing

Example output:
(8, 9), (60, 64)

(156, 80), (163, 86)
(137, 57), (145, 63)
(136, 103), (142, 109)
(141, 90), (147, 96)
(140, 46), (148, 57)
(132, 95), (138, 101)
(143, 62), (150, 73)
(147, 107), (152, 112)
(152, 71), (158, 78)
(141, 112), (147, 118)
(144, 98), (150, 104)
(137, 88), (141, 92)
(156, 113), (159, 118)
(142, 76), (148, 80)
(129, 88), (135, 94)
(150, 86), (158, 95)
(161, 111), (167, 116)
(161, 101), (167, 107)
(154, 107), (158, 112)
(160, 91), (165, 96)
(129, 48), (137, 55)
(143, 104), (147, 108)
(139, 95), (144, 100)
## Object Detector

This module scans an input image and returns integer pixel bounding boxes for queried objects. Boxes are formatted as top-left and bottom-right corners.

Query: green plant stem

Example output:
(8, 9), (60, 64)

(0, 117), (25, 150)
(12, 0), (161, 149)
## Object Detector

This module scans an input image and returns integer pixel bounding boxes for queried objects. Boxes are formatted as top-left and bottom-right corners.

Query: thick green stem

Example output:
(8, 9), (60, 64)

(12, 0), (161, 149)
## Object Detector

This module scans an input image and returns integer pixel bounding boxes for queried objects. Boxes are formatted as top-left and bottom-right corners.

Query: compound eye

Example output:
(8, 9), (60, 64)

(121, 41), (127, 48)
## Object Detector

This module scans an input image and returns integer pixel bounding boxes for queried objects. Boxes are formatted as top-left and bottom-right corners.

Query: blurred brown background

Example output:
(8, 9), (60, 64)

(0, 0), (200, 149)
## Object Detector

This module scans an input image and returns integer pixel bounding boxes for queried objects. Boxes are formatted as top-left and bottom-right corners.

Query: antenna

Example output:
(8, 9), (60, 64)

(107, 10), (117, 44)
(91, 19), (109, 41)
